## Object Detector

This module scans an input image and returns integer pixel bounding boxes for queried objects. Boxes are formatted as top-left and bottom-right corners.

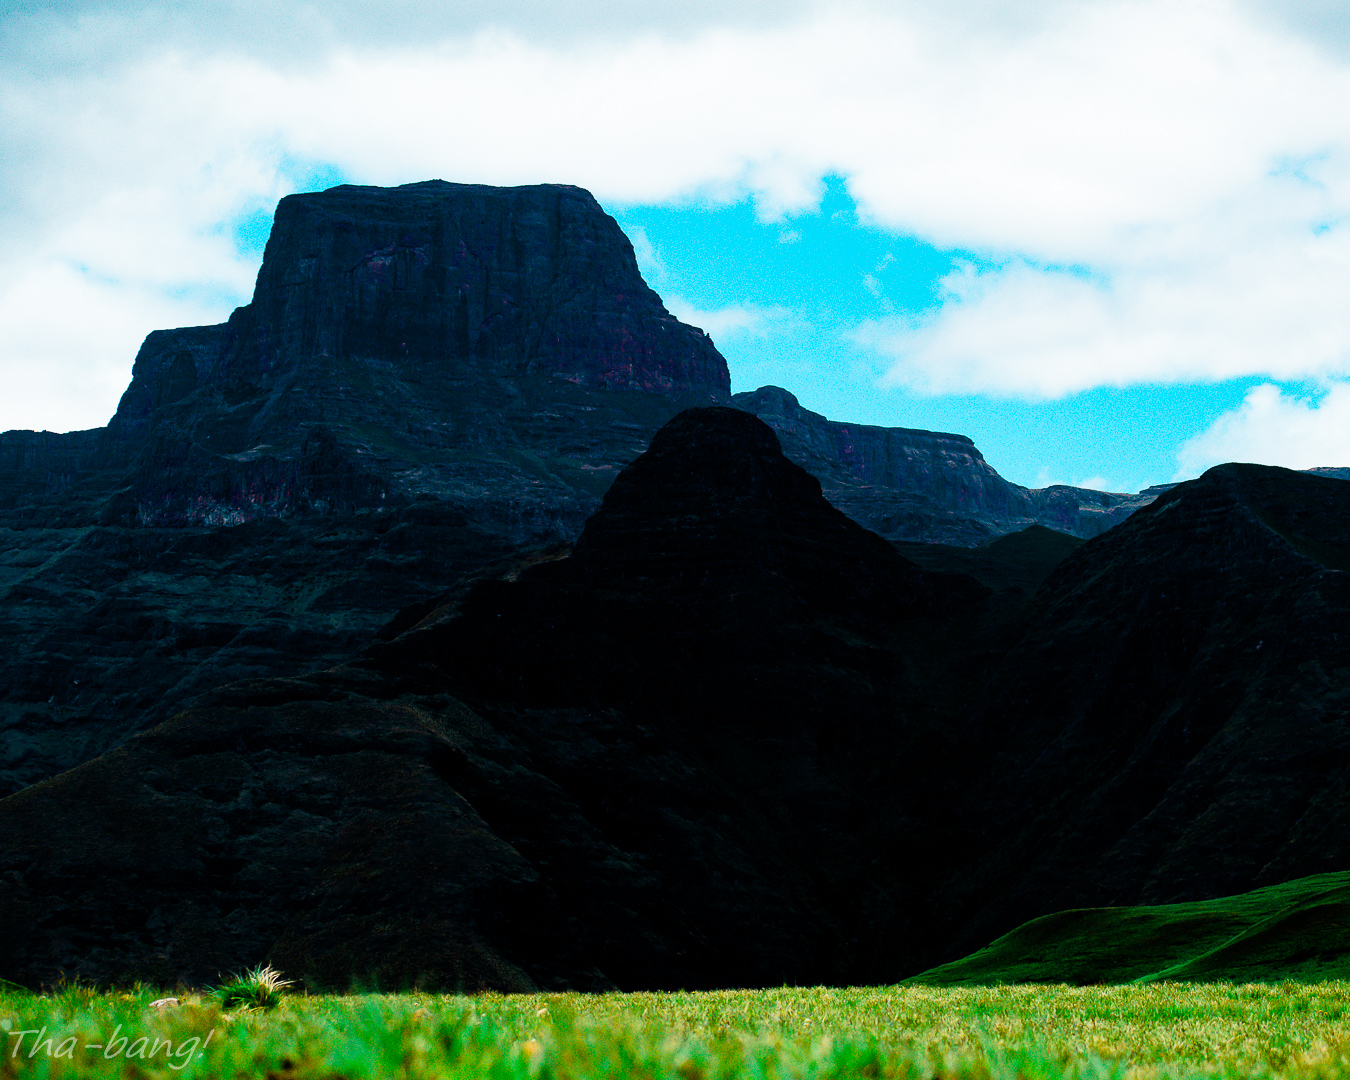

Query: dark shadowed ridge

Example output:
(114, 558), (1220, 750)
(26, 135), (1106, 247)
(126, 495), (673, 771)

(4, 414), (1350, 993)
(0, 407), (966, 991)
(932, 463), (1350, 966)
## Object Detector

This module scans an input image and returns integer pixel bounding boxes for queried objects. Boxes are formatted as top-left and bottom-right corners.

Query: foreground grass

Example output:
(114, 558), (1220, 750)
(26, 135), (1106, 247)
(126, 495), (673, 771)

(7, 982), (1350, 1079)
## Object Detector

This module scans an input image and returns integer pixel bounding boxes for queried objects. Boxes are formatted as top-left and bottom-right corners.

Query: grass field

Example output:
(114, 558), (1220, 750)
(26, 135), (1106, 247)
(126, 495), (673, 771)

(8, 875), (1350, 1078)
(7, 981), (1350, 1079)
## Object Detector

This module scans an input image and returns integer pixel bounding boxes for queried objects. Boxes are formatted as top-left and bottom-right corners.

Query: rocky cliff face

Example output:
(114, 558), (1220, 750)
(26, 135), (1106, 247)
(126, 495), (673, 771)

(100, 181), (730, 531)
(733, 385), (1153, 545)
(0, 429), (106, 520)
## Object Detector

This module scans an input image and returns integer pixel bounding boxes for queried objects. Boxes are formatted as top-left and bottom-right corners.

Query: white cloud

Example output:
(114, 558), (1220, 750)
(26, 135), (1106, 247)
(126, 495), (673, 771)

(0, 261), (230, 432)
(861, 195), (1350, 397)
(8, 0), (1350, 427)
(662, 298), (795, 341)
(1175, 381), (1350, 478)
(626, 225), (668, 288)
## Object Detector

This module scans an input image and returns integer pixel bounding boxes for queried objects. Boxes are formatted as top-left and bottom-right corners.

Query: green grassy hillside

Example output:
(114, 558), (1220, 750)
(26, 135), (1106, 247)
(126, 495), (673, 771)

(906, 872), (1350, 985)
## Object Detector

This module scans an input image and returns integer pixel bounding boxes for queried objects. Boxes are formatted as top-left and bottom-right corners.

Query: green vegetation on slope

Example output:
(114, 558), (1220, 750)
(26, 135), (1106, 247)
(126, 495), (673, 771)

(907, 872), (1350, 987)
(6, 982), (1350, 1079)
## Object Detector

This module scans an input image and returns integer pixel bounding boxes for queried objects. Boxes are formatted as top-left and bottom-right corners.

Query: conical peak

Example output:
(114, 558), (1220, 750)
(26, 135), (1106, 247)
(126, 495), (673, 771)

(645, 406), (789, 465)
(587, 406), (822, 521)
(569, 407), (926, 621)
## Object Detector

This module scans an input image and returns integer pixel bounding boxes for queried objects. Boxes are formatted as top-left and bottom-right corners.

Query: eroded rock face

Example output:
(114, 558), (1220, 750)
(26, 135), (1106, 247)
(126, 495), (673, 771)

(0, 408), (969, 991)
(103, 181), (730, 530)
(244, 182), (727, 394)
(0, 182), (732, 796)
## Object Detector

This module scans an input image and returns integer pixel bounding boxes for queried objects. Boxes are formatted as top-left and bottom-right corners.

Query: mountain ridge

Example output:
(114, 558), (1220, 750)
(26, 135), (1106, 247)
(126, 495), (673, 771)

(5, 179), (1350, 994)
(734, 384), (1153, 545)
(6, 411), (1350, 991)
(0, 180), (1154, 799)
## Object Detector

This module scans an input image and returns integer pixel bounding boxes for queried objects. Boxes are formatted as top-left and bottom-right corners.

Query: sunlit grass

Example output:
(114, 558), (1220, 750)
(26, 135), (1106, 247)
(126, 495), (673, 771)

(5, 981), (1350, 1078)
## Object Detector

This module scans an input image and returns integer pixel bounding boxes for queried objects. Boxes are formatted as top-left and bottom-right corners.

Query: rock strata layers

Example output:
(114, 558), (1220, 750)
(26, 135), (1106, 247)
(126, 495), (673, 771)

(733, 385), (1153, 545)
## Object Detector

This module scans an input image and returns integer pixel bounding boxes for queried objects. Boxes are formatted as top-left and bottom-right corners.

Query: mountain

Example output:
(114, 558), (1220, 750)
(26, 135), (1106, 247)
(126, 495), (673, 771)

(0, 181), (730, 797)
(734, 385), (1153, 546)
(0, 407), (968, 990)
(931, 464), (1350, 964)
(10, 179), (1350, 995)
(0, 180), (1146, 799)
(6, 181), (729, 534)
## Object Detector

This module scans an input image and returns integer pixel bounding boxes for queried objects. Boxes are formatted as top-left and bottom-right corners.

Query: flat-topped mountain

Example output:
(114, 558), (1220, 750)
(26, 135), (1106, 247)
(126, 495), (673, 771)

(0, 180), (1148, 799)
(0, 182), (732, 797)
(23, 181), (730, 534)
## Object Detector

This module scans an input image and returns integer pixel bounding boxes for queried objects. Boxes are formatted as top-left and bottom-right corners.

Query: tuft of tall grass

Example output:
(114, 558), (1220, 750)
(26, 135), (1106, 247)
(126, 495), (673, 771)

(211, 963), (293, 1011)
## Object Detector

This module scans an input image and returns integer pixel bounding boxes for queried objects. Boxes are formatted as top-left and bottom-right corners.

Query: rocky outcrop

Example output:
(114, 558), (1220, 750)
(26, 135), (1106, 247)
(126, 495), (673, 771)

(0, 430), (107, 519)
(733, 385), (1153, 545)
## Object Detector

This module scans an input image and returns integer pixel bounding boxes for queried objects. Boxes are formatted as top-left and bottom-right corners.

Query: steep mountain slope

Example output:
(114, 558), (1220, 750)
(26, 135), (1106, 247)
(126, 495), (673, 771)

(935, 465), (1350, 964)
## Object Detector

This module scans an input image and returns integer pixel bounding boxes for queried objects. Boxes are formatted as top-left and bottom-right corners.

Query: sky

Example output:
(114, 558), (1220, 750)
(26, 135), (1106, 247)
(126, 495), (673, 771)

(5, 0), (1350, 492)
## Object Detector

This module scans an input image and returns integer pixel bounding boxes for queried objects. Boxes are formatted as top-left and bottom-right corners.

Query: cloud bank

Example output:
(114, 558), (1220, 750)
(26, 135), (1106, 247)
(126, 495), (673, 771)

(4, 0), (1350, 475)
(1177, 383), (1350, 477)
